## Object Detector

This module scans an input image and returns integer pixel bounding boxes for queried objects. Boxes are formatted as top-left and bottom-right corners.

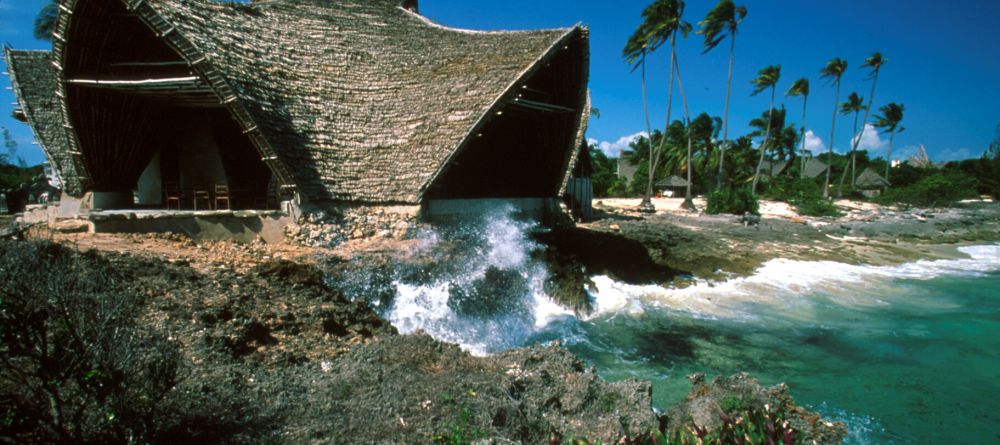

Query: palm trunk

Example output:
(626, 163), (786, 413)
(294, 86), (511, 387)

(837, 110), (860, 194)
(672, 40), (696, 211)
(717, 35), (736, 188)
(823, 80), (841, 198)
(799, 95), (808, 178)
(751, 87), (776, 194)
(846, 70), (880, 192)
(885, 130), (895, 187)
(645, 40), (677, 211)
(639, 51), (655, 208)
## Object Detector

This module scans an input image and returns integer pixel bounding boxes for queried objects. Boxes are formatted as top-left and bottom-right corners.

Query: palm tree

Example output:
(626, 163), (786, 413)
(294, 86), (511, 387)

(843, 53), (886, 190)
(630, 0), (689, 211)
(874, 102), (905, 185)
(698, 0), (747, 187)
(34, 1), (59, 41)
(749, 65), (781, 194)
(837, 92), (866, 192)
(645, 0), (697, 210)
(623, 28), (657, 208)
(819, 58), (848, 198)
(786, 78), (810, 177)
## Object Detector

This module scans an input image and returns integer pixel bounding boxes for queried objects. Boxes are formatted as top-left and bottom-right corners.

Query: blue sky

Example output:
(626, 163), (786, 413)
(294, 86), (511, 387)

(3, 0), (999, 166)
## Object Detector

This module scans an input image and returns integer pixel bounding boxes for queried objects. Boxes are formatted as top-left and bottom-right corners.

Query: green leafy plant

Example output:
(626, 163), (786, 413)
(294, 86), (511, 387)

(706, 186), (759, 215)
(876, 172), (979, 207)
(766, 177), (840, 217)
(432, 389), (485, 445)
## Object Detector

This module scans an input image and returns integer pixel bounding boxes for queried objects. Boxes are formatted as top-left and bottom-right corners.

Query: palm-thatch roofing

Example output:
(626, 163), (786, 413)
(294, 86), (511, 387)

(40, 0), (589, 203)
(3, 49), (82, 195)
(617, 155), (638, 182)
(758, 159), (790, 178)
(855, 167), (889, 189)
(801, 157), (828, 179)
(655, 175), (689, 188)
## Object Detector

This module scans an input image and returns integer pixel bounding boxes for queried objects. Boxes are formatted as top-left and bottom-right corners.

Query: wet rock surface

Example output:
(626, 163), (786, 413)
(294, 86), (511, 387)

(0, 240), (666, 444)
(665, 373), (847, 445)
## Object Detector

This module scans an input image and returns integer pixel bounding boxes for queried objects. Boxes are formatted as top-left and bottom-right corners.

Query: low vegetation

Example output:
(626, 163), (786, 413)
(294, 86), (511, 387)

(706, 186), (759, 216)
(877, 172), (979, 208)
(0, 241), (266, 444)
(765, 178), (840, 217)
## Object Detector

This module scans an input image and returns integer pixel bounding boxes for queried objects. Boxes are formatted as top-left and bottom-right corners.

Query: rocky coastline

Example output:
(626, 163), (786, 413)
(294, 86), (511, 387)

(3, 200), (996, 443)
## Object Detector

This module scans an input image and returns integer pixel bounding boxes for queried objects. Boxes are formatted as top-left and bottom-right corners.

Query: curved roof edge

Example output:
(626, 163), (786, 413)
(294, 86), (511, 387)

(417, 25), (588, 201)
(398, 6), (576, 36)
(52, 0), (303, 198)
(4, 48), (83, 196)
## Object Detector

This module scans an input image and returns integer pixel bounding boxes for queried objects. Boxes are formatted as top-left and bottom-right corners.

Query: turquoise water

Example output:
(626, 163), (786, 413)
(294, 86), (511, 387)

(530, 246), (1000, 444)
(375, 209), (1000, 443)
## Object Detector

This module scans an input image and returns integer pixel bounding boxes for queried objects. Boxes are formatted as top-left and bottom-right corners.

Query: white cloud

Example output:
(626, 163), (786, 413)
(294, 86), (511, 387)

(590, 131), (647, 158)
(852, 123), (887, 152)
(803, 130), (825, 154)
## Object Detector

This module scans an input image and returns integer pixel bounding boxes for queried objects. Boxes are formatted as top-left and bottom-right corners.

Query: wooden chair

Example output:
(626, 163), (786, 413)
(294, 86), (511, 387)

(193, 185), (211, 210)
(214, 183), (231, 210)
(164, 181), (182, 210)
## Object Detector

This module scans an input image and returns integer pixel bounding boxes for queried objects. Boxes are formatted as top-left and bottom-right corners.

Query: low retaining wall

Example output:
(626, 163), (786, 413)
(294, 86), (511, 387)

(86, 210), (293, 243)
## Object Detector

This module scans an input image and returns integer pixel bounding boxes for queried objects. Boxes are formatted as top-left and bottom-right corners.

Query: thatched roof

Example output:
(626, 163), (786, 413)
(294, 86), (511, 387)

(655, 175), (689, 188)
(758, 159), (790, 178)
(3, 49), (82, 195)
(855, 167), (889, 189)
(48, 0), (589, 203)
(801, 157), (828, 179)
(617, 155), (638, 182)
(906, 145), (933, 169)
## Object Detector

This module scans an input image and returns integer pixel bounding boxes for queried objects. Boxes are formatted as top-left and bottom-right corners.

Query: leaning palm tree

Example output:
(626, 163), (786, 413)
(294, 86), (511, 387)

(786, 78), (810, 177)
(34, 1), (59, 40)
(632, 0), (688, 212)
(844, 53), (886, 189)
(749, 65), (781, 194)
(819, 58), (848, 198)
(623, 28), (657, 208)
(698, 0), (747, 187)
(837, 92), (866, 192)
(874, 102), (905, 185)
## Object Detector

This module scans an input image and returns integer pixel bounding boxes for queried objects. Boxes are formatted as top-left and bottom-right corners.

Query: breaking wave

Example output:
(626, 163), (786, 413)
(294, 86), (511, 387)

(375, 205), (571, 356)
(586, 243), (1000, 321)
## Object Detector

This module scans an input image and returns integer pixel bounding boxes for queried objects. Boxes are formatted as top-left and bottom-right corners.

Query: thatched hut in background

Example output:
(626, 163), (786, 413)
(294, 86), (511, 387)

(5, 0), (590, 221)
(800, 158), (829, 179)
(655, 175), (689, 198)
(855, 167), (890, 198)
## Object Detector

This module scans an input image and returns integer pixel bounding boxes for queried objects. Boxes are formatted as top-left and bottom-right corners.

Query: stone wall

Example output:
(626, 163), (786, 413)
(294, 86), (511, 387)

(286, 205), (422, 247)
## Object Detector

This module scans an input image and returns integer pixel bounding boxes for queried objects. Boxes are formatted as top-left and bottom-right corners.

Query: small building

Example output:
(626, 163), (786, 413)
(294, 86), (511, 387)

(5, 0), (591, 231)
(801, 157), (829, 179)
(905, 145), (934, 169)
(617, 154), (639, 184)
(758, 159), (790, 179)
(855, 167), (890, 198)
(654, 175), (689, 198)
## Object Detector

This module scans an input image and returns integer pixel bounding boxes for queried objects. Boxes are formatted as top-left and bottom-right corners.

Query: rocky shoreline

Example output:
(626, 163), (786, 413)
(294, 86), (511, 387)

(4, 201), (996, 443)
(0, 239), (848, 444)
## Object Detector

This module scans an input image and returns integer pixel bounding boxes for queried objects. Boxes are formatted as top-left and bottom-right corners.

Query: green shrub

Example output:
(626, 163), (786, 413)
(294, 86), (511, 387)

(877, 172), (979, 207)
(0, 241), (262, 444)
(765, 178), (841, 217)
(706, 187), (759, 215)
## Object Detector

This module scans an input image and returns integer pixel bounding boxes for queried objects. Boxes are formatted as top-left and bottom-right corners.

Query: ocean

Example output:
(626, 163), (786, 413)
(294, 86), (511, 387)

(363, 207), (1000, 444)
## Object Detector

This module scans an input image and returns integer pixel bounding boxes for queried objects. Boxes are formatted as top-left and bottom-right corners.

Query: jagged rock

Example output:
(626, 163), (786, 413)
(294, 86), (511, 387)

(665, 373), (846, 444)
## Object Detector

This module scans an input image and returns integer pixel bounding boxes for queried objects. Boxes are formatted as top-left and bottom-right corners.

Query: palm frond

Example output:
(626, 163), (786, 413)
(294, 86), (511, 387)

(697, 0), (746, 53)
(786, 78), (809, 97)
(750, 65), (781, 96)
